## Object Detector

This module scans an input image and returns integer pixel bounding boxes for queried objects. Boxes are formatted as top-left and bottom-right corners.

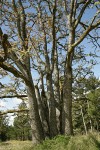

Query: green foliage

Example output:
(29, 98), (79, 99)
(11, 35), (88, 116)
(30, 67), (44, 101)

(73, 76), (100, 134)
(34, 134), (100, 150)
(6, 126), (16, 140)
(0, 114), (9, 141)
(34, 135), (70, 150)
(13, 102), (31, 141)
(87, 88), (100, 131)
(7, 102), (31, 141)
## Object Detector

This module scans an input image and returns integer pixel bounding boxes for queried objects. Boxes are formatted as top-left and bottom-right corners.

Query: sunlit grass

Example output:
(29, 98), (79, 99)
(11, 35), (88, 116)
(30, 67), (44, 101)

(0, 140), (34, 150)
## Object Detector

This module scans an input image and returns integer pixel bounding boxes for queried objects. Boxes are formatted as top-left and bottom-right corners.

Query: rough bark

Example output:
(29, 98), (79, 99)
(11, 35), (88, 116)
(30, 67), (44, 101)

(59, 87), (65, 134)
(53, 46), (61, 132)
(63, 29), (75, 136)
(46, 72), (58, 137)
(35, 84), (50, 137)
(26, 75), (45, 143)
(63, 65), (73, 135)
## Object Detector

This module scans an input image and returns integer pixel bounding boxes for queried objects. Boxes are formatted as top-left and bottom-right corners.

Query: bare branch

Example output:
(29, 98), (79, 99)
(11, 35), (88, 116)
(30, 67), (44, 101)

(0, 62), (27, 81)
(0, 109), (29, 116)
(72, 20), (100, 48)
(18, 0), (27, 42)
(37, 2), (50, 71)
(74, 0), (91, 28)
(90, 10), (100, 25)
(12, 0), (22, 39)
(0, 95), (27, 99)
(51, 0), (57, 72)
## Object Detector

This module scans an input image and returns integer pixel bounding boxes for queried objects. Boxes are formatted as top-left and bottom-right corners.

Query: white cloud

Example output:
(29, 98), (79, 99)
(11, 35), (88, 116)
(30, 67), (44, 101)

(8, 114), (15, 125)
(0, 100), (6, 107)
(12, 98), (22, 105)
(0, 98), (22, 110)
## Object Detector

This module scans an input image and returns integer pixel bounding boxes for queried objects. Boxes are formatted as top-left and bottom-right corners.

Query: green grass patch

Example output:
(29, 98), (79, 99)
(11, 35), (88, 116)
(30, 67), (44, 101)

(67, 134), (100, 150)
(34, 133), (100, 150)
(34, 135), (70, 150)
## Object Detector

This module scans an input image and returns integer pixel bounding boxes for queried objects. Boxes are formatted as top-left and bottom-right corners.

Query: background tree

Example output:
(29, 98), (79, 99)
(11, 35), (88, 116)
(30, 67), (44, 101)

(0, 114), (9, 141)
(13, 101), (31, 141)
(73, 75), (100, 134)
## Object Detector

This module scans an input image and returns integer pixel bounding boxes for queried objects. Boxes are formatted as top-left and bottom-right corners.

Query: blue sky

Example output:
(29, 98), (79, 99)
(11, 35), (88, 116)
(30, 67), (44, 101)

(92, 64), (100, 77)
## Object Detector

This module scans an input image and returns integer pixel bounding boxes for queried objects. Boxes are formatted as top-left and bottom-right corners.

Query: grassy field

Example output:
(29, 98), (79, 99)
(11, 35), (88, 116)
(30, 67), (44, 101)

(0, 133), (100, 150)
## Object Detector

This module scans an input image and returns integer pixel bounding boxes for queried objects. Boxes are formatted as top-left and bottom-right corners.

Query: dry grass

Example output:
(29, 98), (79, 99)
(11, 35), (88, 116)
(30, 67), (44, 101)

(0, 140), (34, 150)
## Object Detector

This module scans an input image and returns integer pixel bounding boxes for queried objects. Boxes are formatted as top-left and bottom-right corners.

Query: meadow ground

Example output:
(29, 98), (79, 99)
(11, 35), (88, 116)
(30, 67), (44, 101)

(0, 133), (100, 150)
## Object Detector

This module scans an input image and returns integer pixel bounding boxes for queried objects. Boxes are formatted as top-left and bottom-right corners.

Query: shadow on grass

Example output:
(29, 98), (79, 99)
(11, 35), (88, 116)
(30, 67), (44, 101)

(0, 142), (10, 146)
(90, 134), (100, 149)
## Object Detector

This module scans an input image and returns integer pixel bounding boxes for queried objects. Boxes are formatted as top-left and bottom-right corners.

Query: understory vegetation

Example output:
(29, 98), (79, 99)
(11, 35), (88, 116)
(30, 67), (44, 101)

(0, 134), (100, 150)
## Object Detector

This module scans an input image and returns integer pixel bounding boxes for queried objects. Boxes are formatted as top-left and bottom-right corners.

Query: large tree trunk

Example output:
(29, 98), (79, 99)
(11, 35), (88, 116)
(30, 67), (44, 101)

(63, 12), (75, 134)
(35, 85), (50, 137)
(63, 65), (73, 135)
(63, 28), (74, 136)
(25, 74), (45, 143)
(59, 87), (65, 134)
(53, 48), (61, 133)
(46, 72), (58, 138)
